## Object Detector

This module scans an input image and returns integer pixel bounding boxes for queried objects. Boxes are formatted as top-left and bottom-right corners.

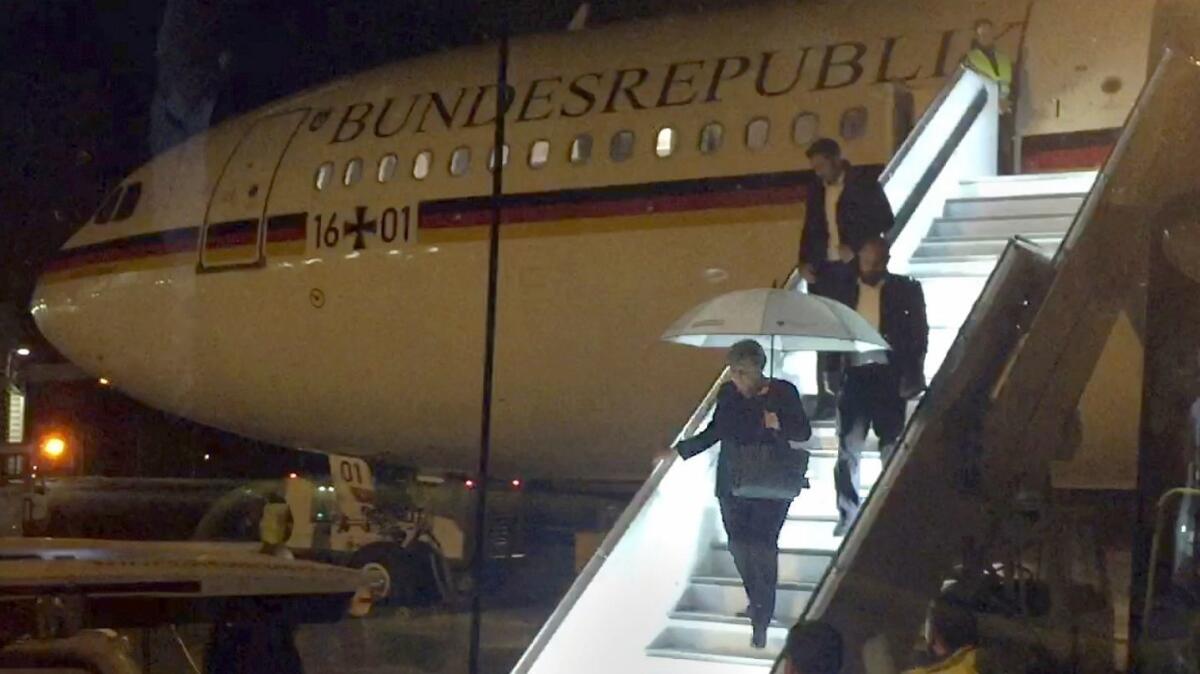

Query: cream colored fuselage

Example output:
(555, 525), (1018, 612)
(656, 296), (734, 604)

(31, 0), (1145, 480)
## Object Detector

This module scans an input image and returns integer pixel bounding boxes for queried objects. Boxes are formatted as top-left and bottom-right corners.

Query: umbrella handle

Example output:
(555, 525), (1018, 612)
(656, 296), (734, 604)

(768, 335), (776, 377)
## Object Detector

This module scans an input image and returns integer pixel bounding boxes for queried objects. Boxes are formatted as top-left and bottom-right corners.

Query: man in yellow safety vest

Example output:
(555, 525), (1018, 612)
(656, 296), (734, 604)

(903, 598), (983, 674)
(963, 18), (1014, 114)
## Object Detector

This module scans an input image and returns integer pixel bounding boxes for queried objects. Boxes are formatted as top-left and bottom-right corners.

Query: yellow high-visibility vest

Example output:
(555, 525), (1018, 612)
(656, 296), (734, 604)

(964, 47), (1013, 97)
(903, 647), (981, 674)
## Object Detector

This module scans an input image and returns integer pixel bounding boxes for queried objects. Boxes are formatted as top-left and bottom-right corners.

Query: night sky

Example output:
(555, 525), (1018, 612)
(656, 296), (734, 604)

(0, 0), (751, 478)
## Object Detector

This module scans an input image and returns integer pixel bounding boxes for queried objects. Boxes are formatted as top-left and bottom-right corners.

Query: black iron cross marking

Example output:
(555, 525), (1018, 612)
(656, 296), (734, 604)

(344, 206), (377, 250)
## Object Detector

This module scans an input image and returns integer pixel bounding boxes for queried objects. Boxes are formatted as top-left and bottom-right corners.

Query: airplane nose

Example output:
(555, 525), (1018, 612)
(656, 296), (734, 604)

(30, 254), (89, 369)
(30, 226), (202, 420)
(29, 232), (140, 384)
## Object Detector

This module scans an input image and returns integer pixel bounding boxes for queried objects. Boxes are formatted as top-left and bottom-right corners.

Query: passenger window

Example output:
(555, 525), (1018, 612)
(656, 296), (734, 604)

(609, 130), (635, 162)
(344, 158), (363, 186)
(529, 140), (550, 168)
(450, 146), (471, 176)
(378, 154), (398, 182)
(570, 134), (593, 164)
(413, 150), (432, 180)
(655, 127), (677, 158)
(699, 122), (724, 155)
(840, 106), (869, 140)
(746, 118), (770, 151)
(488, 144), (510, 172)
(93, 187), (123, 224)
(793, 112), (820, 146)
(315, 162), (334, 191)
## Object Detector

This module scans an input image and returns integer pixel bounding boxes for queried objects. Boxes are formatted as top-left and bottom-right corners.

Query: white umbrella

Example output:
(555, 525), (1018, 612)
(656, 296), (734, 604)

(662, 288), (889, 353)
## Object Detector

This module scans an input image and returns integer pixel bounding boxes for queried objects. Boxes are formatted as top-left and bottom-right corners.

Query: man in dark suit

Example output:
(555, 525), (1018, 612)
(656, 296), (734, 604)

(802, 138), (895, 418)
(830, 237), (927, 535)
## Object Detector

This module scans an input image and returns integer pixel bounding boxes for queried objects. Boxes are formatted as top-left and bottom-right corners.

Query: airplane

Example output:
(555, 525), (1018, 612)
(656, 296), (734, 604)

(29, 0), (1158, 484)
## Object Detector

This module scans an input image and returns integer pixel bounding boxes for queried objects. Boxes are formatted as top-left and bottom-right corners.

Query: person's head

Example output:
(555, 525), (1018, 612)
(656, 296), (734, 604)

(857, 237), (890, 286)
(973, 18), (996, 47)
(806, 138), (844, 184)
(923, 597), (979, 659)
(785, 621), (844, 674)
(726, 339), (767, 396)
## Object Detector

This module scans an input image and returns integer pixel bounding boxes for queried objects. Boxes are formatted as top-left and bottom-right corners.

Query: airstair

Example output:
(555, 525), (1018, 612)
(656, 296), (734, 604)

(512, 51), (1194, 672)
(903, 169), (1095, 384)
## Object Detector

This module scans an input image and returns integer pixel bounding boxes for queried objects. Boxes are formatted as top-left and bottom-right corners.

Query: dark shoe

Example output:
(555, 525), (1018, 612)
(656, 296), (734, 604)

(751, 623), (768, 649)
(738, 605), (773, 621)
(832, 521), (851, 537)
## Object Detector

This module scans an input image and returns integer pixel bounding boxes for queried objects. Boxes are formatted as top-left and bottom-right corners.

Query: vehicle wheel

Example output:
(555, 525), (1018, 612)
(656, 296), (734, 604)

(350, 543), (404, 605)
(350, 543), (440, 607)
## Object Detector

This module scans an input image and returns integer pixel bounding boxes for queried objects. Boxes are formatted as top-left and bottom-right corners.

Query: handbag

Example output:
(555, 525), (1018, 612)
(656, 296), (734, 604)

(730, 442), (811, 500)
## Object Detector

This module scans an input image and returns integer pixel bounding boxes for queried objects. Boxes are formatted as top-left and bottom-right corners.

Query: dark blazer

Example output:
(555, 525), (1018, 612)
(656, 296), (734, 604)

(832, 272), (929, 393)
(801, 163), (895, 267)
(675, 379), (812, 498)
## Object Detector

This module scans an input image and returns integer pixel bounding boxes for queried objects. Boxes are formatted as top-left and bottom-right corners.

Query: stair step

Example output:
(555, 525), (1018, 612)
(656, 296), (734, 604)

(643, 647), (776, 669)
(677, 577), (813, 622)
(955, 170), (1096, 198)
(788, 484), (870, 519)
(907, 255), (1005, 278)
(958, 169), (1096, 183)
(806, 450), (881, 474)
(928, 214), (1074, 239)
(715, 516), (844, 552)
(701, 546), (834, 586)
(943, 193), (1085, 219)
(647, 618), (785, 665)
(913, 235), (1061, 259)
(670, 610), (794, 631)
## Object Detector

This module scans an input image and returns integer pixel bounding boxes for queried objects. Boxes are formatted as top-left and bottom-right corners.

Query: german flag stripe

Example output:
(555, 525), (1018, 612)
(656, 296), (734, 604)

(48, 212), (311, 275)
(43, 165), (881, 278)
(418, 169), (823, 229)
(266, 212), (307, 242)
(45, 226), (199, 273)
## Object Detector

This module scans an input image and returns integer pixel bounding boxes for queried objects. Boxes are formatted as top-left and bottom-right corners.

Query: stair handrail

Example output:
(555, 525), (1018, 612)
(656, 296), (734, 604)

(511, 367), (729, 672)
(880, 67), (996, 266)
(879, 67), (969, 184)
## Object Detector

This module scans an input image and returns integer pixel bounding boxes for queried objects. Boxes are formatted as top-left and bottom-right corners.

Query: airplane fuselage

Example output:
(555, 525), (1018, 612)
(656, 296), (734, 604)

(31, 0), (1149, 480)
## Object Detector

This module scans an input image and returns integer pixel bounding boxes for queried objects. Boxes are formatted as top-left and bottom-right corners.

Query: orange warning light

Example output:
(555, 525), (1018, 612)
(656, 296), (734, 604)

(40, 434), (67, 461)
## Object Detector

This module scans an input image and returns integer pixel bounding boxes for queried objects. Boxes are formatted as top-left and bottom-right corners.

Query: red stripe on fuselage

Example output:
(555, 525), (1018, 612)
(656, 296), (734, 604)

(420, 184), (806, 229)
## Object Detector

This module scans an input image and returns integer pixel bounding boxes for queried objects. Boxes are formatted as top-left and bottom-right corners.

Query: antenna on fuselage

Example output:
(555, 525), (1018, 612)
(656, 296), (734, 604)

(567, 3), (590, 31)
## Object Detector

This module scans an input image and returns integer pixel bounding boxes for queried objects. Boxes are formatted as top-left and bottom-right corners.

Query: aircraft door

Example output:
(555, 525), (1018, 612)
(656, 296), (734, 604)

(200, 109), (308, 270)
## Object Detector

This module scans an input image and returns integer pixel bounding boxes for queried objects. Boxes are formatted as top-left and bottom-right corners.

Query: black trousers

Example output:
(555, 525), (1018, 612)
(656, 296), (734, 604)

(719, 496), (791, 631)
(835, 364), (905, 527)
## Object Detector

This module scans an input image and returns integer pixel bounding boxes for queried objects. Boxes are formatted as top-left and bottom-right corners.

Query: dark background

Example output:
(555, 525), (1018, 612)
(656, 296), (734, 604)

(0, 0), (753, 478)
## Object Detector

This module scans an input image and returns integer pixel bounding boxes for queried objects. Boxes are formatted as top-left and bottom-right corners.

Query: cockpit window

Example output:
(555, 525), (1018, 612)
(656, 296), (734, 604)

(92, 187), (123, 224)
(112, 182), (142, 221)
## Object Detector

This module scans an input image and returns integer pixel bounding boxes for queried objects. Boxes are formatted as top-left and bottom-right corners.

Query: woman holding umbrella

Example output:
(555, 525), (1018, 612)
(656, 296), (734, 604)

(673, 339), (812, 649)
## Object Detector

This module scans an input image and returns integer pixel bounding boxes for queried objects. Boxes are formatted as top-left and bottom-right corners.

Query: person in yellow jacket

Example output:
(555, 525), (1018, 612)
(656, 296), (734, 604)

(963, 18), (1014, 114)
(904, 598), (982, 674)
